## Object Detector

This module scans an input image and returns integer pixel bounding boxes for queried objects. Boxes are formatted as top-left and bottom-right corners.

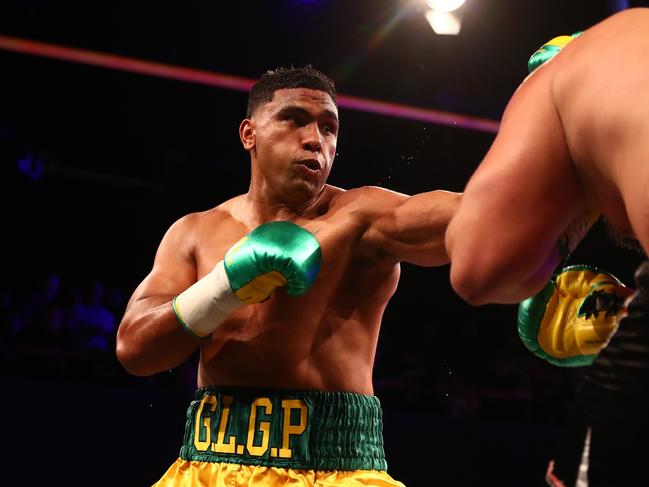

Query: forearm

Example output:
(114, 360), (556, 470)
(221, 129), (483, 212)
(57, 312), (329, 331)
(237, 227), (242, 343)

(379, 190), (461, 266)
(116, 297), (202, 376)
(117, 259), (240, 376)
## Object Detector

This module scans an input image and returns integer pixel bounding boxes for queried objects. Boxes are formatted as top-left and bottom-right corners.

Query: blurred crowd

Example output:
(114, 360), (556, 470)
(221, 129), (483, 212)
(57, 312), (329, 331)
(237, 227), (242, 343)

(2, 272), (123, 378)
(0, 271), (195, 392)
(0, 270), (579, 424)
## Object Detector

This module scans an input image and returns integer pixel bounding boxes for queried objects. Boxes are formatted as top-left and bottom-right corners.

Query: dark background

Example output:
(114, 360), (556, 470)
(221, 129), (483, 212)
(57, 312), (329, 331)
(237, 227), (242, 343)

(1, 1), (647, 485)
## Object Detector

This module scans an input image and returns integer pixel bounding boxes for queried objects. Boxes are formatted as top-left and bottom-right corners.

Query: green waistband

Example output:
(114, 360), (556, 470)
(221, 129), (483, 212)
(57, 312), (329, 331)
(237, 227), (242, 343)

(179, 386), (387, 471)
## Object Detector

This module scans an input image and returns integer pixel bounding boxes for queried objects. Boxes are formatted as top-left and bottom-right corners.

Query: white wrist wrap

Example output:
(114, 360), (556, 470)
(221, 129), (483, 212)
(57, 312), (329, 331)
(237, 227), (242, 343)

(173, 260), (242, 338)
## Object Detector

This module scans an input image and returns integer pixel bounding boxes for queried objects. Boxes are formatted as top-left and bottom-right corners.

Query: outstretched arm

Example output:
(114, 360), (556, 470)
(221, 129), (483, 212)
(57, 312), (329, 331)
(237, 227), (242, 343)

(358, 187), (461, 266)
(445, 65), (588, 305)
(116, 215), (202, 376)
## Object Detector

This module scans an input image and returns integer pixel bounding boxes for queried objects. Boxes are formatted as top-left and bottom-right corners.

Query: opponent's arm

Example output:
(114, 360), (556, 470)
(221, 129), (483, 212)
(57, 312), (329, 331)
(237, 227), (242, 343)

(446, 63), (589, 305)
(359, 187), (461, 266)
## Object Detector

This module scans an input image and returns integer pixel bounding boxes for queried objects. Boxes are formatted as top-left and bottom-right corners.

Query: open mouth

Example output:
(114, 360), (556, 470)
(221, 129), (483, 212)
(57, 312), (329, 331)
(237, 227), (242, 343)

(297, 159), (321, 171)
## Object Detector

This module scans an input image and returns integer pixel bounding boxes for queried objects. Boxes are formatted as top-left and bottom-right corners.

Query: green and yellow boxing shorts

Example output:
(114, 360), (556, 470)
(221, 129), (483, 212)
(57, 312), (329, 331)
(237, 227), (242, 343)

(153, 386), (405, 486)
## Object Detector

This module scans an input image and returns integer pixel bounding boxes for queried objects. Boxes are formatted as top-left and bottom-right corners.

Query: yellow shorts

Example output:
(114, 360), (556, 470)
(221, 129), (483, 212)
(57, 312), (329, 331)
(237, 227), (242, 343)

(153, 386), (405, 486)
(154, 459), (404, 486)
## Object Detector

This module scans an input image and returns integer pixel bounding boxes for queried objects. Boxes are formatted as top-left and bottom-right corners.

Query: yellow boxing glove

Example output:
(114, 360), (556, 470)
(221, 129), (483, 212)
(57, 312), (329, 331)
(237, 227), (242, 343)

(518, 265), (634, 367)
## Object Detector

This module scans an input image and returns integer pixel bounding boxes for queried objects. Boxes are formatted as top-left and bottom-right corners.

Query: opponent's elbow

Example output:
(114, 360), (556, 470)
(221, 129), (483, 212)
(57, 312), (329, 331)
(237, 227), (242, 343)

(447, 250), (491, 306)
(448, 252), (512, 305)
(450, 259), (547, 305)
(450, 266), (493, 306)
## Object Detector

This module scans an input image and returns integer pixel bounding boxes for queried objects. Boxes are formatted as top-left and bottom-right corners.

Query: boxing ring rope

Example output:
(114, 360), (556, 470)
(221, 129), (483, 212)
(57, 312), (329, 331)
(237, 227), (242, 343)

(0, 34), (500, 134)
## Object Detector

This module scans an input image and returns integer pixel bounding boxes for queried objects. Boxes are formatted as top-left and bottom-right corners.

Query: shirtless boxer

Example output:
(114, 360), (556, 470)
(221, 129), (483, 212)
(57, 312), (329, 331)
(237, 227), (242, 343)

(116, 65), (460, 486)
(445, 8), (649, 486)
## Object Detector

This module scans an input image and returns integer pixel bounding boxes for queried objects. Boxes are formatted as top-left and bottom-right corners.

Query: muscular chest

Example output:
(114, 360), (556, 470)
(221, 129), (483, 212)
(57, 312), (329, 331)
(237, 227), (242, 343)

(194, 214), (364, 281)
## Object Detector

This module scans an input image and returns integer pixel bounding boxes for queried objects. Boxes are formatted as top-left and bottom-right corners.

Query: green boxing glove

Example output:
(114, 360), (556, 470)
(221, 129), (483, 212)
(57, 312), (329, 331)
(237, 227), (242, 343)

(173, 221), (321, 338)
(528, 32), (582, 73)
(224, 221), (321, 302)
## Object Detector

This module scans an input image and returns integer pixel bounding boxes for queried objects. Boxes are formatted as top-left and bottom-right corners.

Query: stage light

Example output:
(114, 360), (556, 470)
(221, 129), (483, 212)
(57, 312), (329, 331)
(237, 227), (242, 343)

(425, 9), (462, 35)
(426, 0), (465, 13)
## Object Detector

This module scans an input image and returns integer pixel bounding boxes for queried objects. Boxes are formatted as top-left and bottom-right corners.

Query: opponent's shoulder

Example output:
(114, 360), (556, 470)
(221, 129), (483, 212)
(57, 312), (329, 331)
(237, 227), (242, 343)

(552, 8), (649, 74)
(597, 7), (649, 28)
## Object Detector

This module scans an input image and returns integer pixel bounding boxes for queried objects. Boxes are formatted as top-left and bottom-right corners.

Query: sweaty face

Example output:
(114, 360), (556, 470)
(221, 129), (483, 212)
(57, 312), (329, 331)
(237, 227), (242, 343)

(247, 88), (339, 204)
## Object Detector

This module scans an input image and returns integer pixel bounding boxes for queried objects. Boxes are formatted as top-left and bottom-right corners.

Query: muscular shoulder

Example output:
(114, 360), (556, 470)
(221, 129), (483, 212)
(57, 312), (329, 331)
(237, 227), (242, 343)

(328, 185), (407, 224)
(165, 196), (240, 251)
(173, 199), (234, 230)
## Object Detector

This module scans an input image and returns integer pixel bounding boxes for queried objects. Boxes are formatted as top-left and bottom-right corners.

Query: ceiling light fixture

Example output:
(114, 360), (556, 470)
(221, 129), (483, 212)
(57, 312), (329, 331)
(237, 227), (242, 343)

(425, 10), (462, 35)
(426, 0), (466, 13)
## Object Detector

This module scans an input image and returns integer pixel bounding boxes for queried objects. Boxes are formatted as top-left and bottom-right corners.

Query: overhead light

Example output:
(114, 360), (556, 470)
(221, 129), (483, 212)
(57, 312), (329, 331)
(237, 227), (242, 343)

(425, 9), (462, 35)
(426, 0), (466, 13)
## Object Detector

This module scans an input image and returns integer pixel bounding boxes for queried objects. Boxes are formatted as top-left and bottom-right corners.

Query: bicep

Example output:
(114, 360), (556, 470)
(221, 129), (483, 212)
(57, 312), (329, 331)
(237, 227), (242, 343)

(116, 216), (204, 375)
(365, 189), (461, 266)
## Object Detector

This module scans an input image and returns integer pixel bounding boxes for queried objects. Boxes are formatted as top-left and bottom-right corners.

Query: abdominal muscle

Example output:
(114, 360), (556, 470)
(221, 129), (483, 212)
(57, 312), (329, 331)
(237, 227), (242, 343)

(196, 264), (398, 395)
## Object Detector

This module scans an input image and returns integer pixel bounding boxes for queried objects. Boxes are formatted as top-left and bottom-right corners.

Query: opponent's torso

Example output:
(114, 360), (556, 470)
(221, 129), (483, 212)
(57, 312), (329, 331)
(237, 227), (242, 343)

(552, 9), (649, 237)
(191, 187), (400, 394)
(584, 261), (649, 408)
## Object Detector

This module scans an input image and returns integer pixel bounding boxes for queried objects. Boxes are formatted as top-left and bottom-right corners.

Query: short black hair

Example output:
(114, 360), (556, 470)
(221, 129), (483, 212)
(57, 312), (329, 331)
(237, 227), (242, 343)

(246, 65), (337, 117)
